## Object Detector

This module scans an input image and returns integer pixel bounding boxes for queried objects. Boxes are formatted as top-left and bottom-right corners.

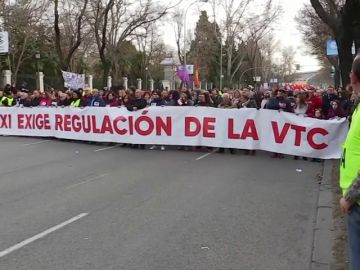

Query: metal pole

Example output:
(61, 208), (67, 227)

(338, 57), (342, 87)
(145, 73), (148, 90)
(183, 2), (193, 87)
(183, 2), (196, 66)
(239, 66), (270, 87)
(211, 0), (222, 90)
(145, 67), (148, 90)
(183, 12), (187, 66)
(220, 41), (223, 90)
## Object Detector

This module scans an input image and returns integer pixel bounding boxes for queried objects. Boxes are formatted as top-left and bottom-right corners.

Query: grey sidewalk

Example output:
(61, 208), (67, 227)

(311, 160), (338, 270)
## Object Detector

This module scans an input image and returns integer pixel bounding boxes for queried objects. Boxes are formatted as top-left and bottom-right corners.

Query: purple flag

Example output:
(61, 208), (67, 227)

(177, 65), (190, 84)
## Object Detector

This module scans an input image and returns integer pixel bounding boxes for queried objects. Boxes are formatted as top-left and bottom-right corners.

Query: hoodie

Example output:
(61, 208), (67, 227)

(87, 96), (105, 107)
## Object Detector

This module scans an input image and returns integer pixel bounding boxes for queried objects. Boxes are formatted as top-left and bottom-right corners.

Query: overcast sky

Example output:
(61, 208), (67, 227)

(159, 0), (320, 72)
(274, 0), (319, 71)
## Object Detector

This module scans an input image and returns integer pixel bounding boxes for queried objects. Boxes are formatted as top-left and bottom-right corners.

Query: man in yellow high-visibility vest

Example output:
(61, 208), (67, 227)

(70, 90), (82, 107)
(0, 85), (15, 107)
(340, 53), (360, 270)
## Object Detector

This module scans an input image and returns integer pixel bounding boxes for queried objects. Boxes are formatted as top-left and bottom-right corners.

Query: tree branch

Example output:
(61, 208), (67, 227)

(325, 0), (340, 17)
(65, 0), (89, 69)
(54, 0), (64, 69)
(310, 0), (339, 31)
(100, 0), (115, 62)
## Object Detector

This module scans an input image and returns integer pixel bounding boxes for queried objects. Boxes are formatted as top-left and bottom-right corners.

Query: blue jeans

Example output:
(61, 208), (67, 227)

(348, 204), (360, 270)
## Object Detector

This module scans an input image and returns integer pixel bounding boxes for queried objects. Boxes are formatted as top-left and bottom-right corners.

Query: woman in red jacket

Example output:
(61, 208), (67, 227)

(39, 91), (52, 107)
(105, 92), (120, 107)
(306, 90), (323, 117)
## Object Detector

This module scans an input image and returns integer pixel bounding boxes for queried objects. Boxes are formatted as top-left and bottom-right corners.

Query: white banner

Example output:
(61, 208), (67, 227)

(0, 32), (9, 54)
(62, 71), (85, 89)
(0, 107), (348, 159)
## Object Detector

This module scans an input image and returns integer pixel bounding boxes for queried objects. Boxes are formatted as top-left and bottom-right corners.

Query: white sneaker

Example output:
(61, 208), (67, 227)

(161, 146), (165, 151)
(150, 145), (157, 150)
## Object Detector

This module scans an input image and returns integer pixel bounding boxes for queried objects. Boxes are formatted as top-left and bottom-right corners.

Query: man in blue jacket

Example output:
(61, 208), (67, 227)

(265, 89), (292, 159)
(87, 89), (105, 107)
(266, 89), (293, 112)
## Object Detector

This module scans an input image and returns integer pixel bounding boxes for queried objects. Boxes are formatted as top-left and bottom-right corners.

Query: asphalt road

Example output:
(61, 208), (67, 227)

(0, 136), (322, 270)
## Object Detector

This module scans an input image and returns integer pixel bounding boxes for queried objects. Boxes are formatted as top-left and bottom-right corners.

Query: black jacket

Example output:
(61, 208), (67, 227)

(322, 94), (337, 115)
(19, 99), (32, 107)
(266, 97), (293, 112)
(339, 98), (352, 117)
(126, 98), (147, 111)
(212, 96), (223, 108)
(31, 97), (40, 107)
(57, 99), (70, 107)
(150, 98), (165, 106)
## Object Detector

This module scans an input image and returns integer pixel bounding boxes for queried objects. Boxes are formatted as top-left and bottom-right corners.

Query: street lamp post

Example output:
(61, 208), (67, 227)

(183, 0), (208, 66)
(209, 0), (223, 90)
(145, 67), (148, 90)
(35, 52), (41, 73)
(220, 40), (223, 90)
(239, 66), (272, 88)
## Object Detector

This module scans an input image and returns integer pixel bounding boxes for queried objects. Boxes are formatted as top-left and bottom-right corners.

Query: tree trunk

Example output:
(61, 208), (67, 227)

(112, 61), (122, 86)
(102, 62), (110, 87)
(334, 68), (341, 88)
(337, 36), (353, 87)
(226, 49), (232, 84)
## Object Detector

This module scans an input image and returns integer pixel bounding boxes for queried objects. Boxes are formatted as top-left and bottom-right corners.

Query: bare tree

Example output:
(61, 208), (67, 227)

(89, 0), (172, 84)
(135, 23), (163, 69)
(296, 3), (341, 86)
(280, 46), (296, 81)
(134, 23), (170, 86)
(258, 34), (280, 82)
(309, 0), (360, 86)
(172, 10), (184, 64)
(219, 0), (281, 85)
(53, 0), (89, 71)
(221, 0), (252, 83)
(2, 0), (48, 82)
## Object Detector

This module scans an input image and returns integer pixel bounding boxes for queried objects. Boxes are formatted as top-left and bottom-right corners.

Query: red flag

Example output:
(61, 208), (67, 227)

(194, 64), (200, 88)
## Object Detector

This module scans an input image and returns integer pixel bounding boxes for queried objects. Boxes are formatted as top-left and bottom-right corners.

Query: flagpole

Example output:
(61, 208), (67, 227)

(211, 0), (222, 90)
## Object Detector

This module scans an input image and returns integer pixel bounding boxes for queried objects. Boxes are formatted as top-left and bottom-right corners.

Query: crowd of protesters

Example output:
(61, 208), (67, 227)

(0, 83), (354, 158)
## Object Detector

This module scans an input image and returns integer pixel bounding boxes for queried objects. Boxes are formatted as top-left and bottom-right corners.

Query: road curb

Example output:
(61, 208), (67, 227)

(310, 160), (335, 270)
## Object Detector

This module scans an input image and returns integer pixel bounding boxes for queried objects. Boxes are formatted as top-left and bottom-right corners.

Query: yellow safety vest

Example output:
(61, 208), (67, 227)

(0, 96), (14, 107)
(0, 96), (5, 106)
(340, 103), (360, 200)
(70, 99), (81, 107)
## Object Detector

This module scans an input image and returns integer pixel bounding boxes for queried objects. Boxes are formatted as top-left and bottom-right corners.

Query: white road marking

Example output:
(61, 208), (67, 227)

(66, 174), (108, 189)
(22, 140), (50, 146)
(196, 152), (215, 161)
(94, 145), (118, 152)
(0, 213), (88, 259)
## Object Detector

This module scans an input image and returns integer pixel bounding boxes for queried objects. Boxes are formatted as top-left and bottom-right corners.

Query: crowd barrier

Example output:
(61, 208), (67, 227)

(0, 107), (348, 159)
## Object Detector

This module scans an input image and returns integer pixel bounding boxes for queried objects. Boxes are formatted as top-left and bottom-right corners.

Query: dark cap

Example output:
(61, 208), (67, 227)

(4, 84), (12, 95)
